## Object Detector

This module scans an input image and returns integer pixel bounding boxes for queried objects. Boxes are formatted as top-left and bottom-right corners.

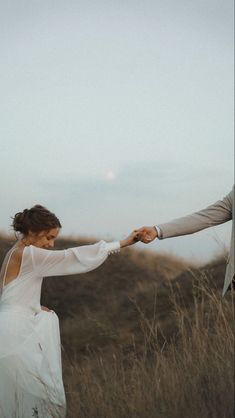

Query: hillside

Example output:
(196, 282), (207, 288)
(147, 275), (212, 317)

(0, 235), (233, 418)
(0, 234), (228, 354)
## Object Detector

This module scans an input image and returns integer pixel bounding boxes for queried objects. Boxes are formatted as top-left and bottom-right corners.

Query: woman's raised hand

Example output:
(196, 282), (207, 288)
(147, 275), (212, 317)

(120, 230), (140, 248)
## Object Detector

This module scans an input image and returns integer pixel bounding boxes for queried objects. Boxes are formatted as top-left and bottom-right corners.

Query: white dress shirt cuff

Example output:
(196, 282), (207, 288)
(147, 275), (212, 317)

(154, 225), (163, 239)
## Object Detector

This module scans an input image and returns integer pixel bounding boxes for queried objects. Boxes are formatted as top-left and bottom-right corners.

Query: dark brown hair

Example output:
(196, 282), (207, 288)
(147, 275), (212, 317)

(12, 205), (62, 235)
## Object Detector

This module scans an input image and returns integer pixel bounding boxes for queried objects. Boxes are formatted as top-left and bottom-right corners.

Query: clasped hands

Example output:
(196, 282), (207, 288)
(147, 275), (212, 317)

(134, 226), (158, 243)
(120, 226), (158, 247)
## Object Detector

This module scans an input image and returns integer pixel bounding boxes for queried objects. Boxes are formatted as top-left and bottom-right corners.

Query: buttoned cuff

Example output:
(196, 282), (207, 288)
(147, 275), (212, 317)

(105, 241), (121, 255)
(154, 225), (163, 239)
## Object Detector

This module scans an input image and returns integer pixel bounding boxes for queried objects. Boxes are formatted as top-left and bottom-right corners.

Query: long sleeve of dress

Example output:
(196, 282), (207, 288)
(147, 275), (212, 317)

(30, 240), (120, 277)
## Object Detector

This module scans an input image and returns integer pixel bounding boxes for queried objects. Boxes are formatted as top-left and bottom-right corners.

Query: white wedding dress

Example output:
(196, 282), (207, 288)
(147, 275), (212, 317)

(0, 240), (120, 418)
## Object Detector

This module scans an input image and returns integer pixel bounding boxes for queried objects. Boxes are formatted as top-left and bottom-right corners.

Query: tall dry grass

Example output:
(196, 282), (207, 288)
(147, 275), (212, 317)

(63, 277), (234, 418)
(0, 235), (233, 417)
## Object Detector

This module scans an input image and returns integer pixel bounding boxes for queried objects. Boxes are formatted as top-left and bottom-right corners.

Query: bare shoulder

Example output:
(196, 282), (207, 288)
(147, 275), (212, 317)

(3, 246), (26, 285)
(4, 246), (20, 262)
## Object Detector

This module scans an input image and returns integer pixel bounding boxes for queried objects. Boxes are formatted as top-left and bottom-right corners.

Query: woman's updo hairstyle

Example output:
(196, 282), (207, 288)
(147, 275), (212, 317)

(12, 205), (62, 235)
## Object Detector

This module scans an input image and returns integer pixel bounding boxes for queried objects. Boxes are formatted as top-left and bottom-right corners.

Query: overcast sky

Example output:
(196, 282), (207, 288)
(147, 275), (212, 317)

(0, 0), (233, 263)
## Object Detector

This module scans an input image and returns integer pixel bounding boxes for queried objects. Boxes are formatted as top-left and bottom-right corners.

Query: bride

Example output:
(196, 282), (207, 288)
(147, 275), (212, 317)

(0, 205), (139, 418)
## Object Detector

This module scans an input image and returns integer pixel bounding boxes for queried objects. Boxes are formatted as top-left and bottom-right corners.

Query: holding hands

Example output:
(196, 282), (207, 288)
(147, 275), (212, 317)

(135, 226), (158, 244)
(120, 230), (140, 247)
(120, 226), (158, 248)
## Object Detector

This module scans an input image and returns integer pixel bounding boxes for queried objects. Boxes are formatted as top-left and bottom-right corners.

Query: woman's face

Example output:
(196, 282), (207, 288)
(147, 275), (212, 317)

(26, 227), (60, 249)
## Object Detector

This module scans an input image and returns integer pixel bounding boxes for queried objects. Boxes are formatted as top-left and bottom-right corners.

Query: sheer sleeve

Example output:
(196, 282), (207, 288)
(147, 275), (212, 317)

(30, 240), (120, 277)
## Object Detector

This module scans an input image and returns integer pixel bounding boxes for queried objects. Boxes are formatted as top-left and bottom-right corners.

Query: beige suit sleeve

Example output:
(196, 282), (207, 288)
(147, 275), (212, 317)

(158, 188), (233, 239)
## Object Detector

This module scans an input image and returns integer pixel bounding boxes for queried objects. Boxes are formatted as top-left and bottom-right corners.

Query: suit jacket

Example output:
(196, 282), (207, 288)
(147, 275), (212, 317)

(158, 186), (234, 296)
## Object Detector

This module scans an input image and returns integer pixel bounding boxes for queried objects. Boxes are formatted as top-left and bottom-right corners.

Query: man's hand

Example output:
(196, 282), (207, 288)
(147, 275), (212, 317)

(135, 226), (158, 244)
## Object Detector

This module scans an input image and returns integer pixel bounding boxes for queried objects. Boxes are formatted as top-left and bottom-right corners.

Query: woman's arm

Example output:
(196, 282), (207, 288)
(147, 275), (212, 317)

(31, 231), (139, 278)
(120, 231), (139, 248)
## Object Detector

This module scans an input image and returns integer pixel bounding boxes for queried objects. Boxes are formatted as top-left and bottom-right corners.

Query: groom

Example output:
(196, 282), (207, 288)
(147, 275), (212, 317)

(136, 186), (234, 296)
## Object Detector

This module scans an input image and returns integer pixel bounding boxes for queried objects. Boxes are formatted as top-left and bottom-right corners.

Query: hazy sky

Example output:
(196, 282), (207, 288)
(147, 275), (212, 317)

(0, 0), (233, 263)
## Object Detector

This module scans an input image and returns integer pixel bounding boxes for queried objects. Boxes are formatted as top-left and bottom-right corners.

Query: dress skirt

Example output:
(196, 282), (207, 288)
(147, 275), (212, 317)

(0, 307), (66, 418)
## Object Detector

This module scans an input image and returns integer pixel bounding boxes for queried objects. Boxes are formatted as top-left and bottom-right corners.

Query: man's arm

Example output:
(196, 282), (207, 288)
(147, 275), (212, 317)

(159, 188), (233, 239)
(136, 187), (233, 243)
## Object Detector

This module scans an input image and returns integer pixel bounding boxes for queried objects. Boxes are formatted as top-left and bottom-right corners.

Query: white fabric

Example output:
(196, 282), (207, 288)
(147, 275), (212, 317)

(0, 240), (120, 418)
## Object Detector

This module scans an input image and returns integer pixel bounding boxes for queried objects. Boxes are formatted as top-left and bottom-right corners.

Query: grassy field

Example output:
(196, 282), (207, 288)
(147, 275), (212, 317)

(0, 235), (234, 417)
